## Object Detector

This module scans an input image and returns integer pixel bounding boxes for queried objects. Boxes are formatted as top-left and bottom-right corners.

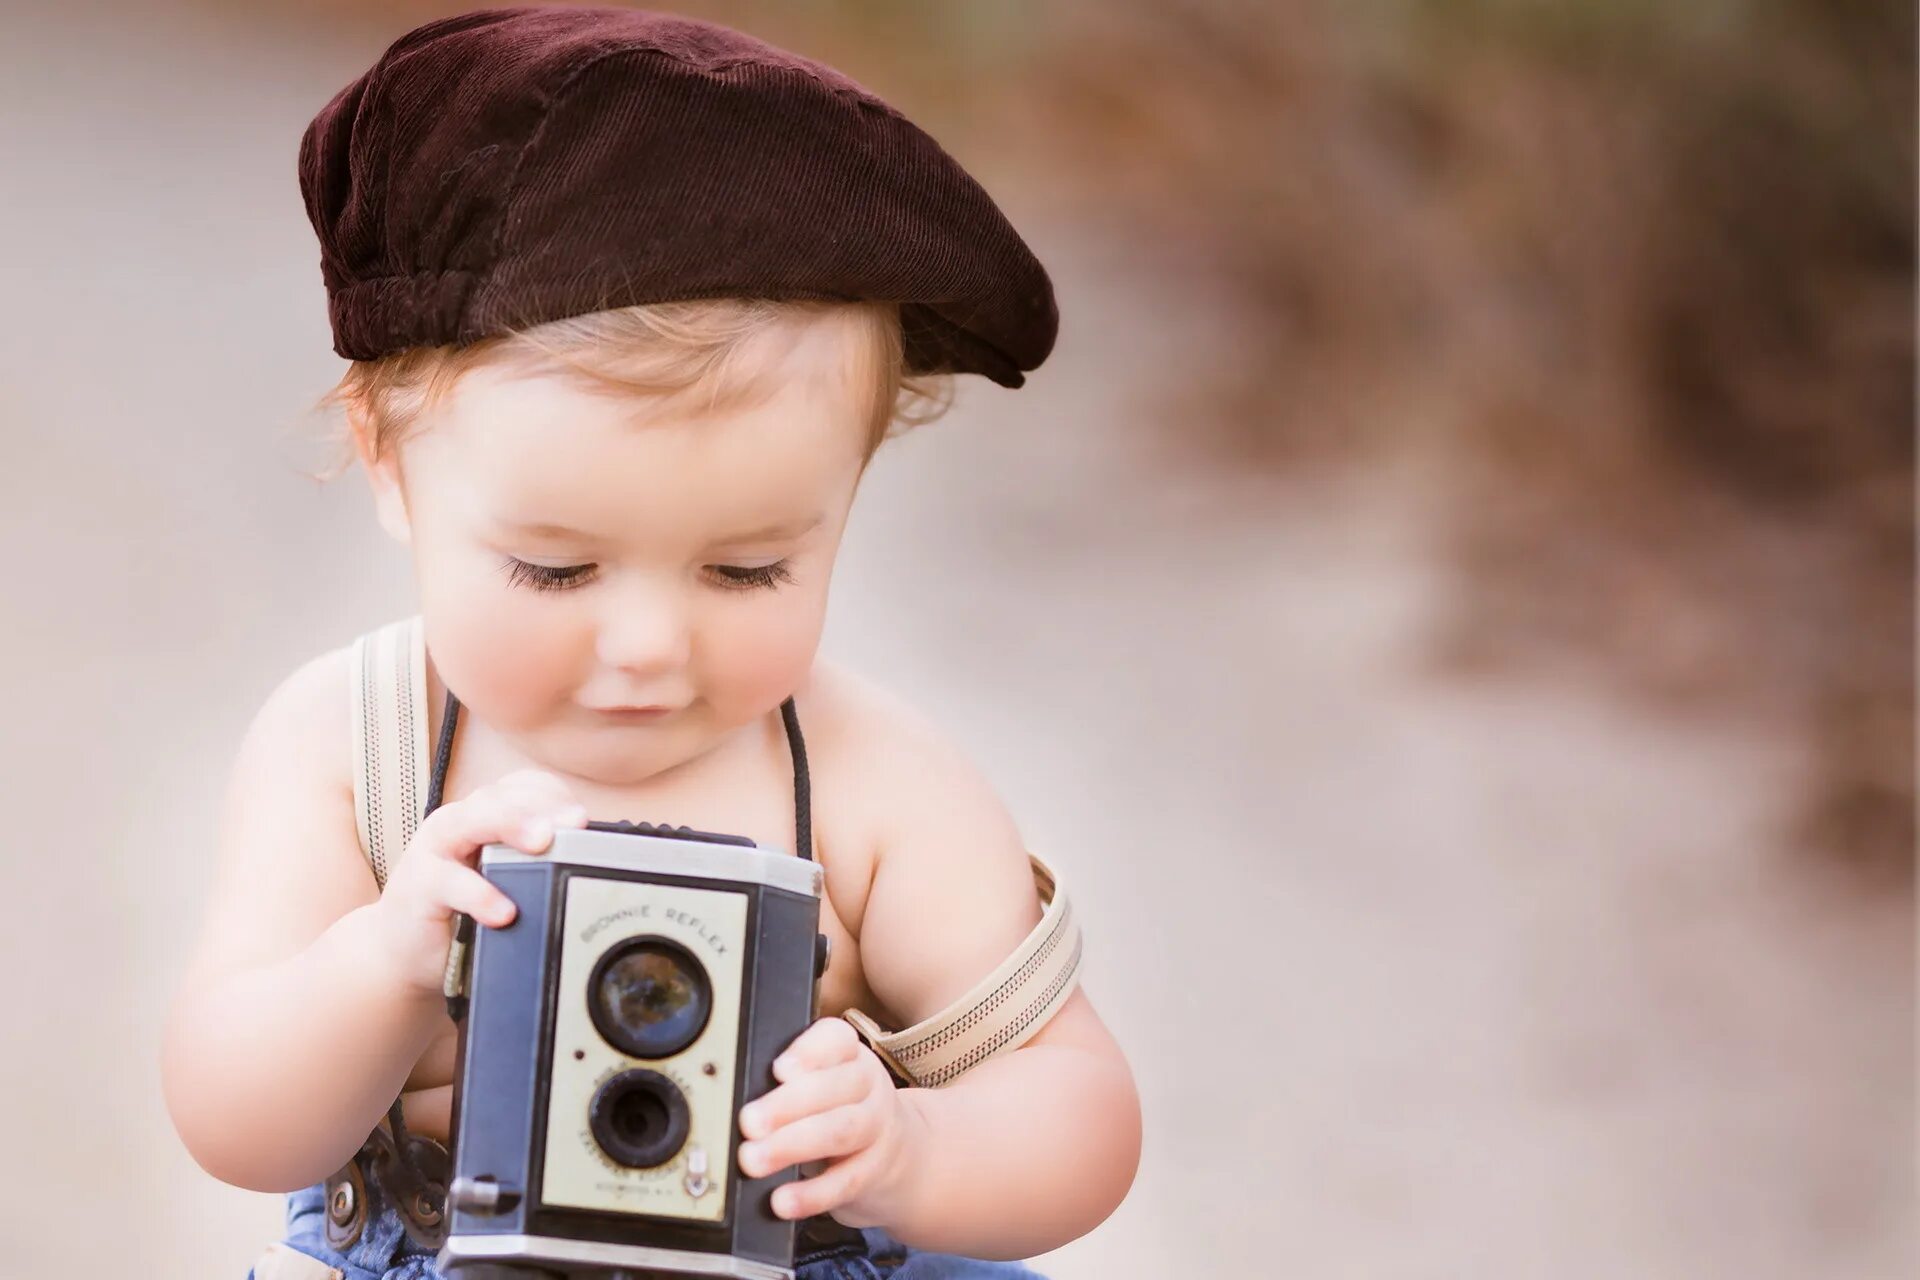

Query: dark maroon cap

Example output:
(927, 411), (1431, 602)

(298, 6), (1057, 387)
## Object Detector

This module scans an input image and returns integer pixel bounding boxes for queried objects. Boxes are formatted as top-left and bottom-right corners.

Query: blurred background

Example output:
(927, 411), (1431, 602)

(0, 1), (1911, 1276)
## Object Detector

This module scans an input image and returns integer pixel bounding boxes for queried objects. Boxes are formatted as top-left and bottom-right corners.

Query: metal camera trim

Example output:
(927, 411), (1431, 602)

(480, 829), (821, 896)
(440, 1232), (793, 1280)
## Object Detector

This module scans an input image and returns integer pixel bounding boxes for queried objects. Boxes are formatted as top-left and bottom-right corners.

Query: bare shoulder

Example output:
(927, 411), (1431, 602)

(792, 658), (1041, 1026)
(784, 663), (1126, 1062)
(174, 643), (372, 991)
(245, 644), (356, 800)
(792, 658), (1004, 802)
(790, 657), (1024, 870)
(790, 657), (964, 777)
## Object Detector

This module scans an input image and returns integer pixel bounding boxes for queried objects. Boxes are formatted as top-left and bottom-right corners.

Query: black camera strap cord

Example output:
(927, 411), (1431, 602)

(377, 688), (815, 1227)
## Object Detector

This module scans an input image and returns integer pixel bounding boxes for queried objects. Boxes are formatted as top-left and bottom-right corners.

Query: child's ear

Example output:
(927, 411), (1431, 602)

(350, 418), (413, 546)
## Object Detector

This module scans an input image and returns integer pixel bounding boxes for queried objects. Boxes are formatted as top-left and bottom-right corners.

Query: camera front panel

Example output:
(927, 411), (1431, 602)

(542, 874), (748, 1222)
(444, 830), (823, 1277)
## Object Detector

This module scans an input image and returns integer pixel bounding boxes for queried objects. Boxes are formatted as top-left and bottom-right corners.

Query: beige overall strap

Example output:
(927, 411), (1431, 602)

(348, 616), (432, 891)
(843, 852), (1083, 1088)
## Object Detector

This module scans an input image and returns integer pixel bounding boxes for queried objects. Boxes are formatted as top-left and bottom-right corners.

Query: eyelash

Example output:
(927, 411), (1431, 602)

(500, 559), (796, 594)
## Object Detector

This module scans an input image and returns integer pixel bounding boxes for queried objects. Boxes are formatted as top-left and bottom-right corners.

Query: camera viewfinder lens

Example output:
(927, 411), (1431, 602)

(588, 935), (713, 1060)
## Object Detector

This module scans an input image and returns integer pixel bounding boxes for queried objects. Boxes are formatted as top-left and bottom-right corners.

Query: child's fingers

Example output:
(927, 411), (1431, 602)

(502, 793), (589, 852)
(412, 794), (529, 859)
(738, 1101), (879, 1179)
(424, 859), (517, 928)
(769, 1144), (885, 1220)
(771, 1016), (862, 1080)
(414, 786), (586, 862)
(739, 1058), (873, 1141)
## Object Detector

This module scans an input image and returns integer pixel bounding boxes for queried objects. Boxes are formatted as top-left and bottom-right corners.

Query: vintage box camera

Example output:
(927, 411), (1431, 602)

(436, 819), (829, 1280)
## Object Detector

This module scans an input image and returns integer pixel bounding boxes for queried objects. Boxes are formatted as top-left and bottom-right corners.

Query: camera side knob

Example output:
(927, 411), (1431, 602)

(448, 1176), (521, 1215)
(814, 933), (832, 978)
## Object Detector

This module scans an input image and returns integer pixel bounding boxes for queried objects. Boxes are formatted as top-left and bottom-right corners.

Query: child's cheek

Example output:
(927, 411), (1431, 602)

(699, 590), (826, 722)
(423, 585), (587, 730)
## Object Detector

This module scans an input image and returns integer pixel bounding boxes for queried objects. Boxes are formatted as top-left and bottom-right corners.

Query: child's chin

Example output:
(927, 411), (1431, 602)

(552, 719), (707, 784)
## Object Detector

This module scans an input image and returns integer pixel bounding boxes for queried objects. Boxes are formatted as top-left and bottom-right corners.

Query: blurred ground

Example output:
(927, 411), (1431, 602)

(0, 4), (1910, 1278)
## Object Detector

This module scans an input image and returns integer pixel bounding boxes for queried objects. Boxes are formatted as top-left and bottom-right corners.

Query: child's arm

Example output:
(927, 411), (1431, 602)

(905, 998), (1138, 1256)
(162, 651), (433, 1190)
(161, 652), (453, 1189)
(162, 656), (587, 1197)
(736, 676), (1142, 1258)
(160, 650), (584, 1191)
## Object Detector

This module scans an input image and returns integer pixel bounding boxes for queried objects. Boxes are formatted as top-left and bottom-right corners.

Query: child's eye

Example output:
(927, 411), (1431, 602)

(500, 558), (794, 593)
(501, 558), (597, 592)
(707, 561), (796, 592)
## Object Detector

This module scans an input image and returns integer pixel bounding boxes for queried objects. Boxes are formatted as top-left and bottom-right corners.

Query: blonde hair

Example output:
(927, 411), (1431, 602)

(313, 298), (954, 478)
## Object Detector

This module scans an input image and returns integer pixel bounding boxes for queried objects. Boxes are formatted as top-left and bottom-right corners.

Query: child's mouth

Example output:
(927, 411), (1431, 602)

(590, 705), (676, 721)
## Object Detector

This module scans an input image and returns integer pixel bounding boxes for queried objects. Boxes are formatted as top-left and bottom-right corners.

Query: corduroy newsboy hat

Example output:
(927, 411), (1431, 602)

(299, 6), (1057, 387)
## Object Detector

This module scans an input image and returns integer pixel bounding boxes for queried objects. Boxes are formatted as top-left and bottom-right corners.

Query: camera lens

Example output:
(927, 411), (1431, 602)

(588, 935), (713, 1060)
(588, 1069), (691, 1168)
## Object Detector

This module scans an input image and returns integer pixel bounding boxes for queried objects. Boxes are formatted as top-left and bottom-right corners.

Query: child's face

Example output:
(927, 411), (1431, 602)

(364, 315), (873, 786)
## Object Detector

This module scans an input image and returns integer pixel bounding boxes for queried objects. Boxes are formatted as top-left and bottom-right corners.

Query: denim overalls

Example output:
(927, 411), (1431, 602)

(264, 1177), (1045, 1279)
(248, 684), (1048, 1280)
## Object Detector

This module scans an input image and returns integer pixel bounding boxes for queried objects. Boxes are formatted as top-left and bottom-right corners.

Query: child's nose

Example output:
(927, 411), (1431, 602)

(593, 591), (693, 677)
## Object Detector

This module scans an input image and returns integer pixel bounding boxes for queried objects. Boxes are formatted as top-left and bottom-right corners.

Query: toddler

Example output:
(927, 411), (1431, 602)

(160, 8), (1141, 1280)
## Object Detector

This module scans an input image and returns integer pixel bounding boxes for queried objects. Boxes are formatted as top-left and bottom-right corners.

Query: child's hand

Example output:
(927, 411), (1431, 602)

(369, 768), (588, 998)
(736, 1016), (925, 1226)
